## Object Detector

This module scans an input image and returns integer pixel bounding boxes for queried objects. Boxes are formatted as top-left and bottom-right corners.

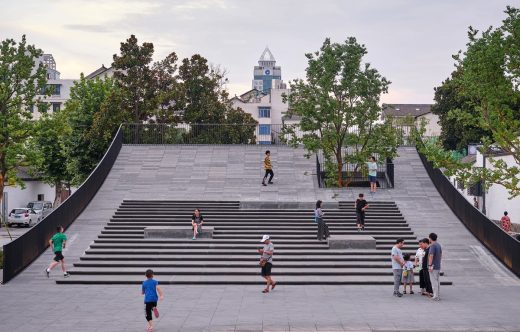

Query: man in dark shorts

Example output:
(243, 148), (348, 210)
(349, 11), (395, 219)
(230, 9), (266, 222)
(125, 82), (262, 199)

(45, 225), (70, 278)
(258, 234), (276, 293)
(355, 193), (369, 231)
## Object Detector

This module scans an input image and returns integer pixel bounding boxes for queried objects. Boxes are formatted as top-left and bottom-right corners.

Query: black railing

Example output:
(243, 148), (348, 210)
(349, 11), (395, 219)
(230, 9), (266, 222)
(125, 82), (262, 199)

(2, 126), (123, 283)
(316, 152), (393, 189)
(418, 150), (520, 277)
(121, 123), (417, 146)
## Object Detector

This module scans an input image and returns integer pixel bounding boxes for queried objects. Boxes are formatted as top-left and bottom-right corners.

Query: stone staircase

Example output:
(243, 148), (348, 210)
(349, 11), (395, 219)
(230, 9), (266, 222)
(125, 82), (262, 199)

(58, 200), (452, 285)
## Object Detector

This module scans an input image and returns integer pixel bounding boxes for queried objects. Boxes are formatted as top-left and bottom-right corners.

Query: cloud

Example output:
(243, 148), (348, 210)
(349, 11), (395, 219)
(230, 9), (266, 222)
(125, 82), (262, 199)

(63, 24), (111, 33)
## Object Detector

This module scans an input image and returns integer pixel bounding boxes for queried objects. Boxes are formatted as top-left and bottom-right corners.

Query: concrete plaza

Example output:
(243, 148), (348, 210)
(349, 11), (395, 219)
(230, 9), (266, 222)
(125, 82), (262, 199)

(1, 146), (519, 331)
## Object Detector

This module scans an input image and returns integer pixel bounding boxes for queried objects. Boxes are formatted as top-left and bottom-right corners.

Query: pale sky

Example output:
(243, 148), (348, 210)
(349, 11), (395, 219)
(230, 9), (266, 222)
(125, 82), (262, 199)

(0, 0), (514, 103)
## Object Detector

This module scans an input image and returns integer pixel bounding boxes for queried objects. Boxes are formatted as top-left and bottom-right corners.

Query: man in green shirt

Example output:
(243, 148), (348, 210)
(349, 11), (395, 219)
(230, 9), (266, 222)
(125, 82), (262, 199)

(45, 225), (70, 278)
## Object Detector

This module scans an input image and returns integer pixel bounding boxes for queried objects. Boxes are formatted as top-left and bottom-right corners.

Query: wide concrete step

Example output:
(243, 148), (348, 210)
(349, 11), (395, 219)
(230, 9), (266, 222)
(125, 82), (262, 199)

(122, 200), (240, 205)
(112, 213), (405, 219)
(116, 207), (400, 215)
(73, 261), (395, 268)
(56, 275), (453, 285)
(108, 219), (407, 225)
(79, 254), (404, 261)
(83, 248), (415, 255)
(67, 267), (405, 276)
(99, 229), (414, 236)
(93, 236), (417, 245)
(103, 224), (412, 229)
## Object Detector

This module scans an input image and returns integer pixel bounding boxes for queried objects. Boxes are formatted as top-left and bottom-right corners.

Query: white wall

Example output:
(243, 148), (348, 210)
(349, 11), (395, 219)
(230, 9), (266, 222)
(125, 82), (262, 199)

(32, 79), (76, 119)
(4, 181), (78, 212)
(449, 153), (520, 224)
(4, 181), (56, 212)
(416, 113), (441, 137)
(485, 154), (520, 222)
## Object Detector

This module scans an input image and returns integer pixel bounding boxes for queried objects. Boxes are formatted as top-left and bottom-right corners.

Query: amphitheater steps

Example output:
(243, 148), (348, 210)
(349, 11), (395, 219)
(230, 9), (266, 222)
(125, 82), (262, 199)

(61, 200), (452, 285)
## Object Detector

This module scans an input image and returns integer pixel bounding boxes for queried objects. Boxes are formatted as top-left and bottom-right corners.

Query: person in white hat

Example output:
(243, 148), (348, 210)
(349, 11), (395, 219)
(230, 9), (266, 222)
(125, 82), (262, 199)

(258, 234), (276, 293)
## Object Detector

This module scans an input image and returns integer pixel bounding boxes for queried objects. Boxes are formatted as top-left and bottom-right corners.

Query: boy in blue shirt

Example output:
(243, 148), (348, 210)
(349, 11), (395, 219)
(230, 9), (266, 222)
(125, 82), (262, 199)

(142, 269), (164, 332)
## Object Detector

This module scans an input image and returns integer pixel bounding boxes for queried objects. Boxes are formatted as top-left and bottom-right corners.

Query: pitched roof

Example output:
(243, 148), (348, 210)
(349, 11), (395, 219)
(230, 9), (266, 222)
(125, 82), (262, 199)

(382, 104), (433, 118)
(85, 65), (111, 79)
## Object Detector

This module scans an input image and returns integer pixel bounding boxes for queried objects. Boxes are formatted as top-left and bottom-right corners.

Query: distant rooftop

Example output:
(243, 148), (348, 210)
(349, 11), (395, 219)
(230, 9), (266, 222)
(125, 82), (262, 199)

(382, 104), (433, 118)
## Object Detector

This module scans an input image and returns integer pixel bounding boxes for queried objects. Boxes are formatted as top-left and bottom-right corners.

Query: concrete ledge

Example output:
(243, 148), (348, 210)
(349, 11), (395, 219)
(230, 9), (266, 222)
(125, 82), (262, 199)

(240, 201), (338, 209)
(144, 226), (214, 238)
(328, 235), (376, 249)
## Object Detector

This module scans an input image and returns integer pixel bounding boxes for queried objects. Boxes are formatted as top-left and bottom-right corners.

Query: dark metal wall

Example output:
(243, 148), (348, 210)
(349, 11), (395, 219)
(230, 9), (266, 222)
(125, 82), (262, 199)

(418, 150), (520, 277)
(2, 127), (123, 283)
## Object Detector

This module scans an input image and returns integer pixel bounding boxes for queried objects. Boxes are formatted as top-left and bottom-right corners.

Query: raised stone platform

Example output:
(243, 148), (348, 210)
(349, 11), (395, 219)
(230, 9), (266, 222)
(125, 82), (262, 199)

(144, 226), (214, 238)
(328, 235), (376, 249)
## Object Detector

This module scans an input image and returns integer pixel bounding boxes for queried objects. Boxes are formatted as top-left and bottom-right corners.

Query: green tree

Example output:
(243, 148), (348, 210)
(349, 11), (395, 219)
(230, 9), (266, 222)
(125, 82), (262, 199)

(0, 35), (47, 209)
(431, 68), (490, 151)
(63, 74), (117, 184)
(419, 6), (520, 197)
(178, 55), (228, 124)
(282, 37), (398, 187)
(112, 34), (159, 122)
(31, 112), (73, 206)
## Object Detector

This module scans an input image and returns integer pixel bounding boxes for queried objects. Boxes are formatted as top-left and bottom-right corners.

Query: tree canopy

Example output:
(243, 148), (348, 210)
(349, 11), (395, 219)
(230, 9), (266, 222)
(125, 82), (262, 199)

(282, 37), (399, 187)
(420, 6), (520, 198)
(0, 35), (48, 207)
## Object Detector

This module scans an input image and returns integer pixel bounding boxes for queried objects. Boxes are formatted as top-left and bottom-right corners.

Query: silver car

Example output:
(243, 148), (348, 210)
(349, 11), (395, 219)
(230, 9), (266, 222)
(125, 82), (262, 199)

(27, 201), (53, 218)
(7, 208), (41, 227)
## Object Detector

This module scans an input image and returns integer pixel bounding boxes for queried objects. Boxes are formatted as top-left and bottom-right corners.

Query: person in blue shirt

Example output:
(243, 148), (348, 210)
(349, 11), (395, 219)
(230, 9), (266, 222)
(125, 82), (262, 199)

(367, 156), (378, 194)
(142, 269), (164, 332)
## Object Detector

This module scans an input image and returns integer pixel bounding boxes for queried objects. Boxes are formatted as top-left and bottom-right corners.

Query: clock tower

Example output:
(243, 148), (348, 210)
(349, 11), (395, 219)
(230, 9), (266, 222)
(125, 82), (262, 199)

(252, 47), (283, 93)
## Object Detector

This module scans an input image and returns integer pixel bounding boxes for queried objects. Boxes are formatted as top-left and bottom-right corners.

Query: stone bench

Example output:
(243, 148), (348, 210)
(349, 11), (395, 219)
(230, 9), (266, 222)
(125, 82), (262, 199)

(328, 235), (376, 249)
(144, 226), (214, 239)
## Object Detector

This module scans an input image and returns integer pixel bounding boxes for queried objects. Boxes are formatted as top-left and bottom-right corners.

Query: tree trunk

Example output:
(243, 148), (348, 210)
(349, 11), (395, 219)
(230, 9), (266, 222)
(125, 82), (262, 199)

(336, 149), (343, 187)
(54, 181), (63, 208)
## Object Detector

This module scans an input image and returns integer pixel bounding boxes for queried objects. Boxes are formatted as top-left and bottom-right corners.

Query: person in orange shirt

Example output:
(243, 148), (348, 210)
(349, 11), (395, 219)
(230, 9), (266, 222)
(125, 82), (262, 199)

(501, 211), (511, 233)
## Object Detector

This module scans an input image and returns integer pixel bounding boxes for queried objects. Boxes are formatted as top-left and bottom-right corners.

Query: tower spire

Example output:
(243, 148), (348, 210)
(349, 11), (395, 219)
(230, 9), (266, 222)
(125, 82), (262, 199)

(259, 46), (276, 64)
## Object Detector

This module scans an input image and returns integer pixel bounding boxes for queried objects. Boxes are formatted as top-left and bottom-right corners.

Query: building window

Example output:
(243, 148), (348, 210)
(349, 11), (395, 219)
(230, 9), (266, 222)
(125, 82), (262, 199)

(259, 141), (271, 145)
(258, 107), (271, 118)
(41, 84), (61, 96)
(52, 103), (61, 112)
(259, 124), (271, 135)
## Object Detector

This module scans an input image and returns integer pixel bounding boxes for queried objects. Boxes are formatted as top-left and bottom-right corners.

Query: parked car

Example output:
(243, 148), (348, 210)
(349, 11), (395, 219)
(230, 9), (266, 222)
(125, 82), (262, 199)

(26, 201), (53, 218)
(7, 208), (41, 227)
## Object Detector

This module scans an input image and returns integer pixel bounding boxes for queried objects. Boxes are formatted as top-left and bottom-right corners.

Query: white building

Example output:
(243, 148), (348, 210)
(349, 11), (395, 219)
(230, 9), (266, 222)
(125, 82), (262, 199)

(32, 54), (75, 119)
(449, 146), (520, 225)
(382, 104), (441, 137)
(231, 47), (291, 144)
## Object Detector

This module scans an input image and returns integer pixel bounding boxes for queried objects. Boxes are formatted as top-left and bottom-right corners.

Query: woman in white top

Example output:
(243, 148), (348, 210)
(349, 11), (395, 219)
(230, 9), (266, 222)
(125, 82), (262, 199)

(415, 238), (429, 295)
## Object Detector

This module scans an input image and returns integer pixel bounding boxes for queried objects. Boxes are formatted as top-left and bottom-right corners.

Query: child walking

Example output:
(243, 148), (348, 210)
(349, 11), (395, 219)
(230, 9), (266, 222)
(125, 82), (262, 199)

(402, 253), (415, 294)
(142, 269), (164, 332)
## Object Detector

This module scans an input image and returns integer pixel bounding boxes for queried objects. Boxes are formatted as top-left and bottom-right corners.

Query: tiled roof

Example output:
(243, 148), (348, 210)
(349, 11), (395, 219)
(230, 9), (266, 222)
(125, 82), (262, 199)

(85, 65), (110, 79)
(382, 104), (433, 118)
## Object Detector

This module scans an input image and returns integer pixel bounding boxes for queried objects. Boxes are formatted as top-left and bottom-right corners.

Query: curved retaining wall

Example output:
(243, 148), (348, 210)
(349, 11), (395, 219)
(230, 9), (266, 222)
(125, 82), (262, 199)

(2, 127), (123, 283)
(418, 150), (520, 277)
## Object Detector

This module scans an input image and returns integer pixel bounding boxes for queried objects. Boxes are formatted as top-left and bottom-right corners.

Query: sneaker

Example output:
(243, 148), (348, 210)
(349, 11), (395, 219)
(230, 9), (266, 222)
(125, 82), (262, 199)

(430, 296), (440, 301)
(393, 292), (403, 297)
(63, 272), (70, 278)
(262, 183), (267, 186)
(192, 237), (196, 240)
(268, 181), (274, 184)
(45, 269), (49, 278)
(153, 307), (159, 318)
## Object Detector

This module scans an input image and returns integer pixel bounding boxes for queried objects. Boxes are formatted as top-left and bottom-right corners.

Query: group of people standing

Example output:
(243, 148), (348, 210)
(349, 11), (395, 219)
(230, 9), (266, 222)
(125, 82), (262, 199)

(391, 233), (443, 300)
